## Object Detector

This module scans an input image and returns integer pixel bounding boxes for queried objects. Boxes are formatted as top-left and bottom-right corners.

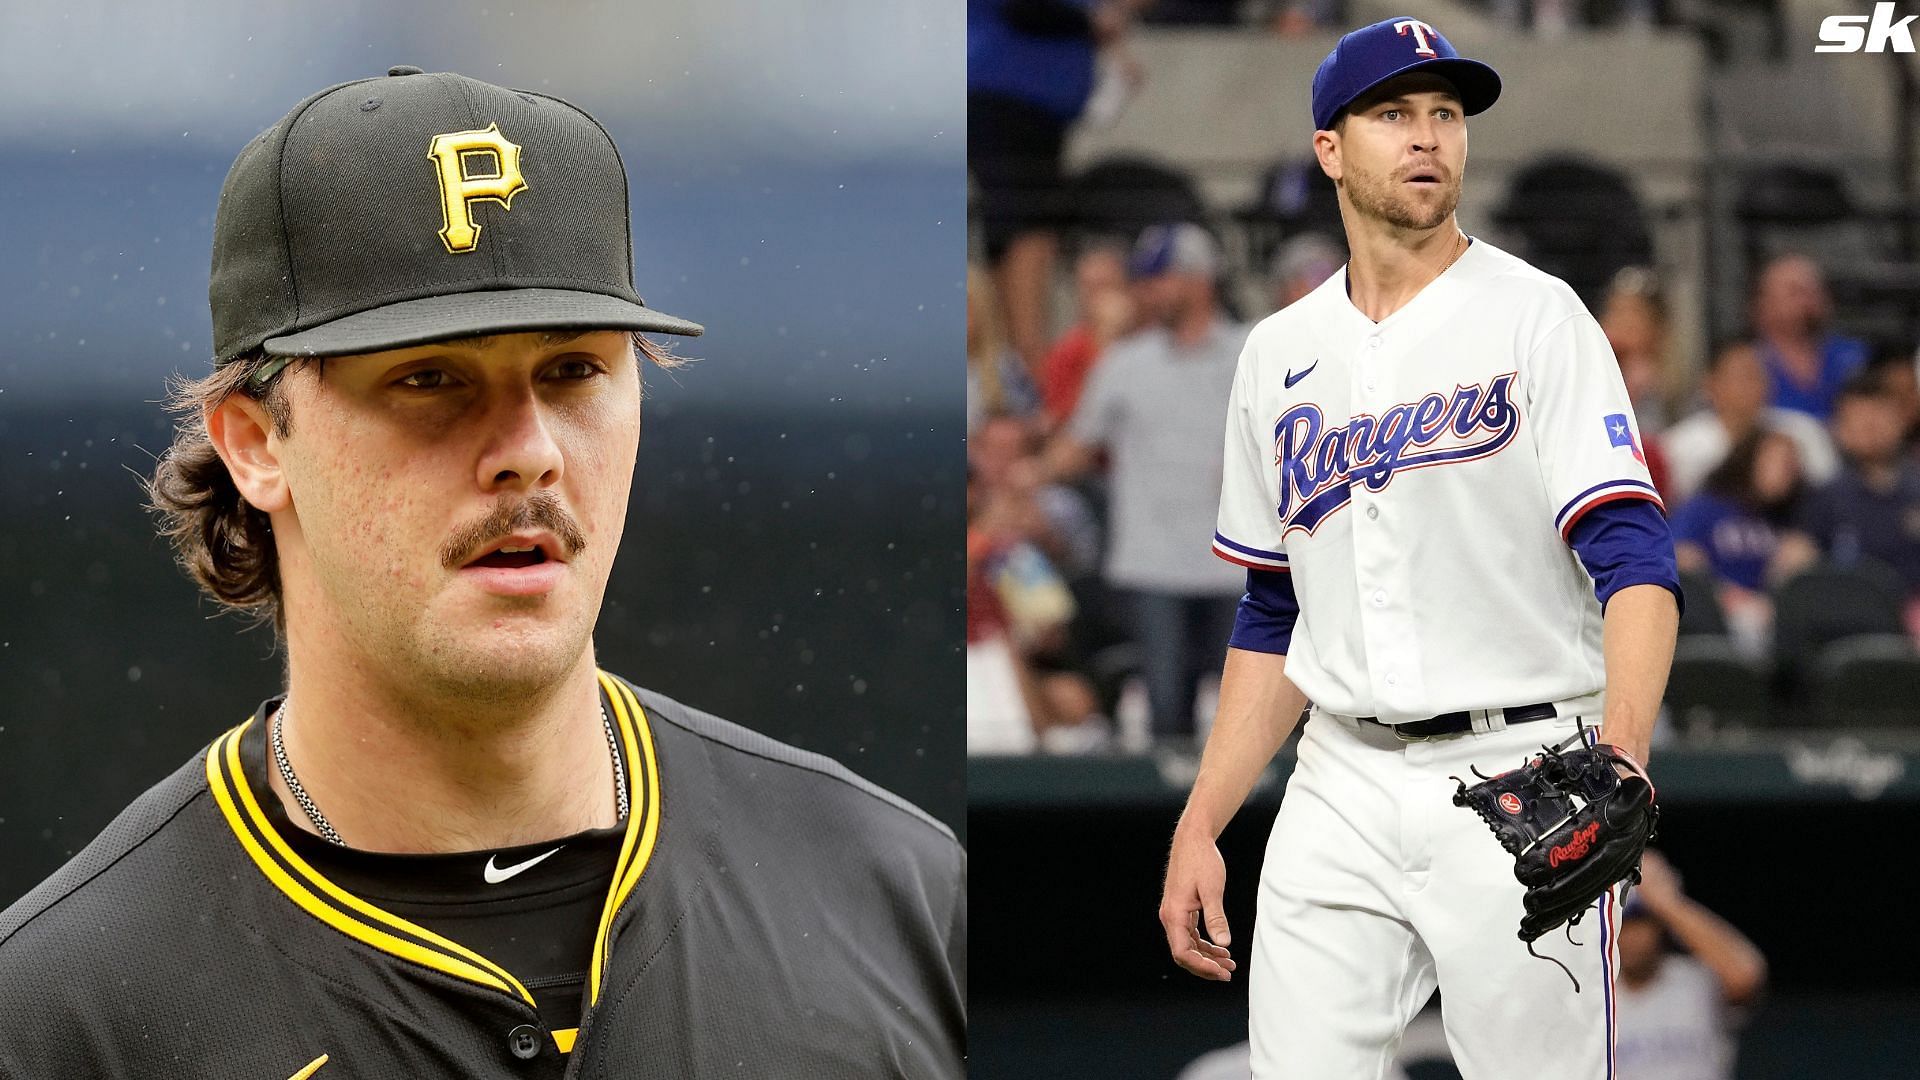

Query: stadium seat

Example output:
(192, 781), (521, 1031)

(1734, 161), (1877, 286)
(1808, 635), (1920, 729)
(1770, 559), (1908, 695)
(1665, 634), (1773, 733)
(1139, 0), (1239, 25)
(1676, 569), (1730, 637)
(1068, 155), (1208, 241)
(1235, 157), (1344, 270)
(1084, 640), (1143, 722)
(1736, 162), (1920, 349)
(1737, 161), (1856, 227)
(1493, 157), (1655, 310)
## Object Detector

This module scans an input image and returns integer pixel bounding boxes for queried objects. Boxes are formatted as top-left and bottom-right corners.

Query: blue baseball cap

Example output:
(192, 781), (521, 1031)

(1128, 222), (1221, 279)
(1311, 17), (1502, 132)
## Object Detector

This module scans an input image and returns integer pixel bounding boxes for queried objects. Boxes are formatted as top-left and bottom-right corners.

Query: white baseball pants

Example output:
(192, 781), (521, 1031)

(1248, 707), (1622, 1080)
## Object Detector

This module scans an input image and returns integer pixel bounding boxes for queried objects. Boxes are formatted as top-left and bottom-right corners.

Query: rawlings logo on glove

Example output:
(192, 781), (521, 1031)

(1548, 821), (1601, 867)
(1452, 737), (1658, 991)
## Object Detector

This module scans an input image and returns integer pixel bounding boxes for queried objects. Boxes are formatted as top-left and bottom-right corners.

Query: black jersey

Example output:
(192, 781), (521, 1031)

(275, 810), (631, 1025)
(0, 671), (965, 1078)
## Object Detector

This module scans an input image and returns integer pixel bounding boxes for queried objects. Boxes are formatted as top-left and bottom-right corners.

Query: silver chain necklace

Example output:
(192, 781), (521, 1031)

(269, 697), (630, 848)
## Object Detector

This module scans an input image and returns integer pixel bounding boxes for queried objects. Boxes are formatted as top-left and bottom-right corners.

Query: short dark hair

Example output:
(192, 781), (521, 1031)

(1704, 338), (1756, 375)
(1701, 426), (1799, 511)
(1836, 368), (1893, 409)
(143, 331), (682, 639)
(1865, 350), (1918, 386)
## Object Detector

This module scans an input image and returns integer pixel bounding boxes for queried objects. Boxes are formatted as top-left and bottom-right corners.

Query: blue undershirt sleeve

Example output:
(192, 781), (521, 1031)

(1229, 569), (1299, 654)
(1566, 498), (1684, 614)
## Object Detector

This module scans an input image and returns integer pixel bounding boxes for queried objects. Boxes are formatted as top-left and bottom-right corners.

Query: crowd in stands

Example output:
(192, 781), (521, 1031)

(967, 222), (1920, 752)
(966, 0), (1920, 753)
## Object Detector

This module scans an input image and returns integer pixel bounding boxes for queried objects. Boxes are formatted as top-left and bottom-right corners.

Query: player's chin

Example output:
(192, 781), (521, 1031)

(1395, 195), (1456, 228)
(442, 600), (590, 661)
(421, 623), (593, 699)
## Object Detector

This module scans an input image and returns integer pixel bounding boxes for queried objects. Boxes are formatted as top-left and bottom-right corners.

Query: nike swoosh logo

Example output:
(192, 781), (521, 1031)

(1284, 360), (1318, 388)
(484, 846), (563, 884)
(287, 1055), (328, 1080)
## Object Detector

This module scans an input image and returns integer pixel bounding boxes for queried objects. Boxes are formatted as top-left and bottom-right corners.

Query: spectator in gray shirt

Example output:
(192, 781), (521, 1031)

(1046, 223), (1247, 738)
(1614, 850), (1768, 1080)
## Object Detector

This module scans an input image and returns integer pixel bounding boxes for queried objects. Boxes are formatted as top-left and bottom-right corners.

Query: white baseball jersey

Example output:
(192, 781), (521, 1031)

(1212, 238), (1660, 723)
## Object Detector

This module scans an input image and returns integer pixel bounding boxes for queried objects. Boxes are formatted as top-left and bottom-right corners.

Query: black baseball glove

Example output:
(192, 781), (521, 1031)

(1452, 739), (1657, 985)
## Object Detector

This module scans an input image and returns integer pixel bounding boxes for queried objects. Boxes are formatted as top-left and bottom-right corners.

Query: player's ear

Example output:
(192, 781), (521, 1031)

(205, 392), (292, 514)
(1313, 129), (1343, 182)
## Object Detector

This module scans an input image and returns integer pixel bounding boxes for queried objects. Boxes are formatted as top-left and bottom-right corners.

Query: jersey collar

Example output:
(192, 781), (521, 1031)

(202, 669), (663, 1012)
(1336, 234), (1486, 331)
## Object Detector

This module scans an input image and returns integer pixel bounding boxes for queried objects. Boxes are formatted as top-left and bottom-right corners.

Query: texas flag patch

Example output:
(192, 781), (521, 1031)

(1604, 413), (1646, 464)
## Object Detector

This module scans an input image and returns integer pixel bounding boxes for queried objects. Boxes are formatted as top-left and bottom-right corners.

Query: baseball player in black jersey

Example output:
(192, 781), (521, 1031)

(0, 68), (965, 1078)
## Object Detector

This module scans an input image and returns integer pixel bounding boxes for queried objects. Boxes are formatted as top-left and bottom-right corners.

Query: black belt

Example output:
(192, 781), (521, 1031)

(1358, 702), (1557, 739)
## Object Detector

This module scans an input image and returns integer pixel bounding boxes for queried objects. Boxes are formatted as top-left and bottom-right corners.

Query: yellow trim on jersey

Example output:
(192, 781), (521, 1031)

(206, 725), (533, 1004)
(587, 672), (663, 1005)
(587, 674), (640, 1001)
(287, 1054), (330, 1080)
(203, 668), (664, 1018)
(608, 681), (662, 952)
(551, 1028), (579, 1053)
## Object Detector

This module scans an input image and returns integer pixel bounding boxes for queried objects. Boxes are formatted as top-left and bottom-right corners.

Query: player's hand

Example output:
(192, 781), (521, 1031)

(1159, 823), (1237, 981)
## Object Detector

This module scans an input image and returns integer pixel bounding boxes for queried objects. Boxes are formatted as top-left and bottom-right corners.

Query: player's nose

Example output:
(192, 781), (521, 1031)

(1407, 117), (1445, 152)
(476, 388), (565, 494)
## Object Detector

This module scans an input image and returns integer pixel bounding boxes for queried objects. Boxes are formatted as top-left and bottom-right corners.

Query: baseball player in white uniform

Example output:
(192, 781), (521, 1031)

(1158, 17), (1682, 1080)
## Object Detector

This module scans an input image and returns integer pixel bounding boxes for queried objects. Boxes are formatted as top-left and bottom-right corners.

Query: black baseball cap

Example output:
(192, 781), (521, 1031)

(210, 65), (702, 371)
(1311, 17), (1501, 132)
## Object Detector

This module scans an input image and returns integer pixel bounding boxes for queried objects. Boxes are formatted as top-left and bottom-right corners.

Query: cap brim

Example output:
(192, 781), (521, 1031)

(1336, 57), (1502, 127)
(263, 287), (704, 357)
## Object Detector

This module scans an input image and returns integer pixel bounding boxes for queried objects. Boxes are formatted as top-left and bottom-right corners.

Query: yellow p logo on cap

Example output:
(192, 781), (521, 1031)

(427, 123), (526, 254)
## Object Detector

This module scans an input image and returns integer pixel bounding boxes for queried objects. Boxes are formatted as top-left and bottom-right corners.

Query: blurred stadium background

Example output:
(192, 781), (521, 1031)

(0, 0), (965, 910)
(970, 0), (1920, 1076)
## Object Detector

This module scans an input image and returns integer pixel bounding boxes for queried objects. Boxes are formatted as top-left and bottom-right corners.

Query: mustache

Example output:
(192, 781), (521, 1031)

(441, 489), (588, 569)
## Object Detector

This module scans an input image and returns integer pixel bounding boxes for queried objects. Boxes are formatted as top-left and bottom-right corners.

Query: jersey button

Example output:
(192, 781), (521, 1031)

(507, 1025), (542, 1061)
(1371, 589), (1388, 607)
(1368, 337), (1382, 349)
(1366, 505), (1379, 520)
